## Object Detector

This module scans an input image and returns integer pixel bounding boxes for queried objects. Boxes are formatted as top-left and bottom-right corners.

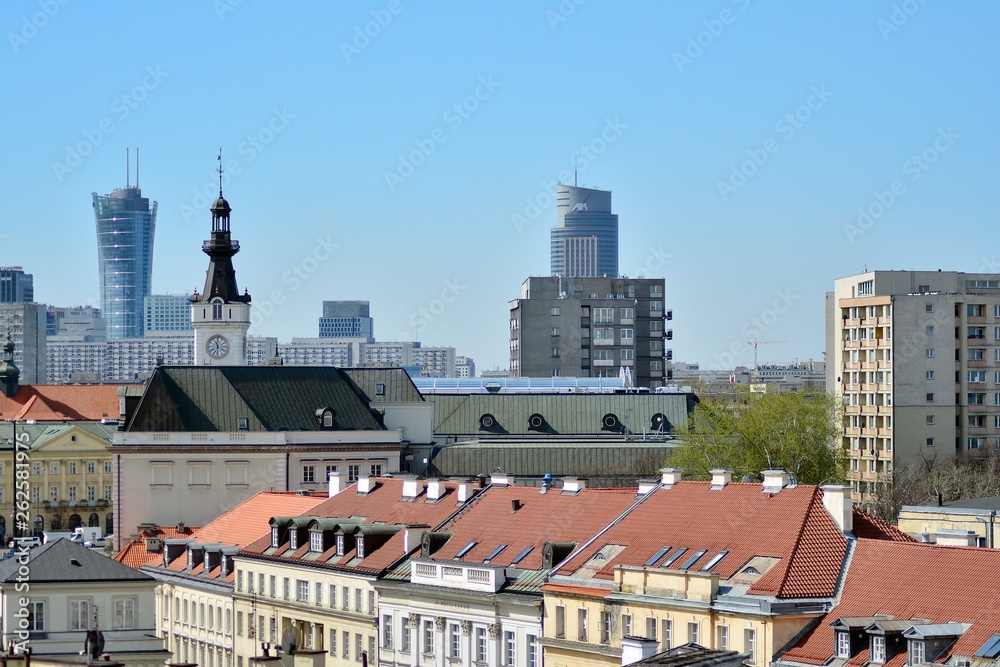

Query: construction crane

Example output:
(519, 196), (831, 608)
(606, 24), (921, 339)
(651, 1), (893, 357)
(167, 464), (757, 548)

(747, 338), (787, 382)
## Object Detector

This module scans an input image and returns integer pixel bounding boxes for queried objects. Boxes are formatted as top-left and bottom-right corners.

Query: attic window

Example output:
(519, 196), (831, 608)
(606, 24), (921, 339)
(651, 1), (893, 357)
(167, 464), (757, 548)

(336, 534), (345, 556)
(836, 632), (849, 658)
(455, 541), (477, 559)
(645, 546), (671, 567)
(871, 636), (886, 664)
(376, 383), (386, 396)
(271, 528), (279, 548)
(323, 412), (334, 428)
(483, 544), (507, 563)
(356, 537), (365, 559)
(700, 551), (728, 572)
(510, 546), (533, 566)
(742, 566), (761, 576)
(908, 640), (925, 666)
(289, 531), (298, 550)
(238, 417), (249, 431)
(309, 532), (323, 552)
(661, 547), (687, 568)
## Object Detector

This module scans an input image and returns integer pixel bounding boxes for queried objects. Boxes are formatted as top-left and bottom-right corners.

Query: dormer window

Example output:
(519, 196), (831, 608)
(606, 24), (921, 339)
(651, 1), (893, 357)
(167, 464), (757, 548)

(836, 632), (850, 658)
(315, 407), (336, 430)
(187, 550), (194, 569)
(872, 636), (886, 664)
(271, 528), (280, 548)
(356, 537), (365, 559)
(289, 531), (298, 550)
(336, 534), (345, 556)
(310, 532), (323, 552)
(909, 640), (925, 666)
(323, 412), (334, 428)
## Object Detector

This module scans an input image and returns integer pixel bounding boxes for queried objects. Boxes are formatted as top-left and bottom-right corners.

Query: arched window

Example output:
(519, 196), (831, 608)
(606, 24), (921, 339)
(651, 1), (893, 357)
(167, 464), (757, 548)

(68, 514), (82, 530)
(89, 513), (99, 527)
(50, 515), (62, 530)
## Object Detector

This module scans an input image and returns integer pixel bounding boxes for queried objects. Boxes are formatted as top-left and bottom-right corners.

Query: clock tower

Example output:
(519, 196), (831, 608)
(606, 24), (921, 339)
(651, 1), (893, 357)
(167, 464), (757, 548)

(191, 155), (251, 366)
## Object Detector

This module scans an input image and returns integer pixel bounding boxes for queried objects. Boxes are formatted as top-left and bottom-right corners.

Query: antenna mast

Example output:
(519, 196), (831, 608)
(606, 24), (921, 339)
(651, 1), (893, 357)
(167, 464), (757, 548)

(136, 148), (140, 188)
(126, 148), (130, 188)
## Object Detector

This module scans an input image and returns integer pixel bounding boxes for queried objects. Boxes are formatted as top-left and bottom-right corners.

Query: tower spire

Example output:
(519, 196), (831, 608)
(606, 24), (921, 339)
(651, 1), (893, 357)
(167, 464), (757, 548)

(217, 147), (224, 197)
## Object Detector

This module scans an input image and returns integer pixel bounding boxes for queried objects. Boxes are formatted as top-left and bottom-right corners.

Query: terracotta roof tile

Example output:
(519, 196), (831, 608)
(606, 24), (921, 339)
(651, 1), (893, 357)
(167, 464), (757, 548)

(113, 525), (200, 570)
(192, 492), (327, 547)
(782, 539), (1000, 665)
(0, 384), (130, 421)
(851, 509), (914, 542)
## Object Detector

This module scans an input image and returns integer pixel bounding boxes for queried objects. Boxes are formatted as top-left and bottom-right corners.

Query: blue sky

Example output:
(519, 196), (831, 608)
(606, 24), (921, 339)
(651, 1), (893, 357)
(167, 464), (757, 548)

(1, 1), (997, 373)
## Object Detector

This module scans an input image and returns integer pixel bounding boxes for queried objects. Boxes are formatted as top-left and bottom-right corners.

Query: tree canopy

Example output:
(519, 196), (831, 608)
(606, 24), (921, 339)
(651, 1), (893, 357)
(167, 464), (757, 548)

(668, 388), (847, 485)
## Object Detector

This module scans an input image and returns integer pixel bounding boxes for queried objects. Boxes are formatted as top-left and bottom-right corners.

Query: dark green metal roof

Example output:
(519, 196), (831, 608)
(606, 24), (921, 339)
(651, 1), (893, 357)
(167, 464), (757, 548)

(342, 368), (424, 403)
(125, 366), (385, 432)
(426, 393), (693, 436)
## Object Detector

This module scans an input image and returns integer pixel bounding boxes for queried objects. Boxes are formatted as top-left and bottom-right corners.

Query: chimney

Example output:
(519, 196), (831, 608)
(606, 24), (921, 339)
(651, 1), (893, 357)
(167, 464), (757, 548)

(710, 469), (733, 489)
(328, 471), (347, 497)
(637, 480), (658, 495)
(357, 476), (375, 495)
(176, 520), (185, 533)
(456, 479), (475, 503)
(491, 472), (514, 487)
(660, 468), (683, 487)
(402, 476), (420, 500)
(562, 477), (585, 495)
(426, 478), (445, 501)
(621, 637), (659, 666)
(511, 498), (522, 513)
(821, 484), (854, 533)
(403, 525), (429, 553)
(762, 469), (791, 493)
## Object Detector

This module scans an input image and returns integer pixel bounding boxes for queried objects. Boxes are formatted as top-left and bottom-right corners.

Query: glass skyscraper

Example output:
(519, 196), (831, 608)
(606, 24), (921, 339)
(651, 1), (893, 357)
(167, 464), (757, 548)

(550, 184), (618, 278)
(93, 186), (157, 339)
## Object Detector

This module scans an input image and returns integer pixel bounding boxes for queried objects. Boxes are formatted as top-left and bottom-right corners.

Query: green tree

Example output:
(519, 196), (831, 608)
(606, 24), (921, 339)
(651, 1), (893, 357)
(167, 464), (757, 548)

(669, 388), (847, 485)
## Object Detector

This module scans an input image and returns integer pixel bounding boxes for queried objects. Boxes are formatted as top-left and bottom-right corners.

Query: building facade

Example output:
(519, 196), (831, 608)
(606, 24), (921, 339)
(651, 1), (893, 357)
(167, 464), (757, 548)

(509, 277), (671, 389)
(550, 185), (618, 278)
(145, 294), (195, 333)
(826, 270), (1000, 500)
(319, 301), (374, 340)
(0, 302), (46, 384)
(455, 356), (475, 378)
(0, 267), (33, 304)
(93, 186), (157, 339)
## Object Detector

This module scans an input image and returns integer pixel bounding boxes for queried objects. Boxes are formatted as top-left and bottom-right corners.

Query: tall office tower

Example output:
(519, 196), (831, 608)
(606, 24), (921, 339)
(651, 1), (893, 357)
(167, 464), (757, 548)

(318, 300), (374, 340)
(550, 184), (618, 277)
(93, 156), (157, 339)
(827, 270), (1000, 502)
(0, 267), (34, 303)
(144, 294), (194, 333)
(509, 276), (671, 389)
(0, 303), (46, 384)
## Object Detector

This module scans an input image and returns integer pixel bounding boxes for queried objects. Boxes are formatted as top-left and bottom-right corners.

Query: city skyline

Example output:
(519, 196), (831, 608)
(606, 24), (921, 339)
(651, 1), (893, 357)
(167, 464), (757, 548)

(2, 2), (997, 372)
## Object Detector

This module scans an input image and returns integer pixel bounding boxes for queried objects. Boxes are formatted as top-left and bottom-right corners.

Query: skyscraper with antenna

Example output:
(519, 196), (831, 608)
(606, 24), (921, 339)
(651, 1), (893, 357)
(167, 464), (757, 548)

(92, 148), (157, 338)
(550, 183), (618, 278)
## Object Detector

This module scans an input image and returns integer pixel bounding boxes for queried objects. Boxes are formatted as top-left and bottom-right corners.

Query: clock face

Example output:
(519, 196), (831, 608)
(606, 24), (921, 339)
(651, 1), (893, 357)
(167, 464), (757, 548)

(207, 335), (229, 359)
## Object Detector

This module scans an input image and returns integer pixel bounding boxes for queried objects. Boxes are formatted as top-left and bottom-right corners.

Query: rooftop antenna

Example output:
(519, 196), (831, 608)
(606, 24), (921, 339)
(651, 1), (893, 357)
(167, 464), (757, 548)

(126, 147), (130, 188)
(136, 147), (140, 188)
(217, 147), (224, 197)
(574, 152), (578, 187)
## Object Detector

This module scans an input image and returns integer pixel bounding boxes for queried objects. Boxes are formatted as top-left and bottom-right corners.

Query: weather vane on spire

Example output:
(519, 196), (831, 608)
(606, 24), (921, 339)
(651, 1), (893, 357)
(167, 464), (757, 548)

(217, 147), (224, 197)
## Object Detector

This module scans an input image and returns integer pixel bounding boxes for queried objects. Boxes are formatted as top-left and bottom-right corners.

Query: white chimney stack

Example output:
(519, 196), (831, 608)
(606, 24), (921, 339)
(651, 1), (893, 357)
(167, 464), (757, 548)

(404, 525), (429, 553)
(821, 484), (854, 533)
(426, 478), (445, 501)
(490, 472), (514, 487)
(328, 471), (346, 497)
(402, 476), (420, 499)
(562, 477), (586, 494)
(762, 469), (791, 492)
(710, 469), (733, 489)
(637, 480), (658, 495)
(357, 476), (375, 495)
(456, 479), (475, 503)
(621, 637), (659, 666)
(660, 468), (683, 487)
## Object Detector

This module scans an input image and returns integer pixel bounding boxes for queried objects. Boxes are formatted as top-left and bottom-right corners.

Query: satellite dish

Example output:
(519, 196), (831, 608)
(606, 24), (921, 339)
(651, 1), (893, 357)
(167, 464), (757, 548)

(280, 625), (300, 654)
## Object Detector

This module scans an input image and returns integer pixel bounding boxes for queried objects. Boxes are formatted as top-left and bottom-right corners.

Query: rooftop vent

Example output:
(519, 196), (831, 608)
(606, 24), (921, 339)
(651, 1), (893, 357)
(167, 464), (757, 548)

(637, 480), (658, 495)
(455, 479), (476, 504)
(710, 469), (733, 489)
(562, 477), (585, 495)
(357, 476), (375, 495)
(401, 476), (420, 499)
(426, 479), (445, 502)
(490, 472), (514, 487)
(328, 471), (347, 497)
(660, 468), (683, 487)
(762, 469), (792, 493)
(511, 499), (523, 513)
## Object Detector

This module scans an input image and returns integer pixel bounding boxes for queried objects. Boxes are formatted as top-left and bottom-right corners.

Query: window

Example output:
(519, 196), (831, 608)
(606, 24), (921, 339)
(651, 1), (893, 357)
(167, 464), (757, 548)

(620, 328), (633, 341)
(50, 462), (58, 475)
(926, 370), (934, 380)
(745, 628), (757, 665)
(310, 532), (323, 552)
(836, 631), (850, 658)
(594, 308), (614, 324)
(50, 486), (58, 503)
(909, 640), (925, 666)
(26, 601), (44, 632)
(348, 465), (360, 482)
(270, 575), (276, 597)
(105, 485), (112, 501)
(382, 615), (393, 649)
(600, 611), (611, 644)
(527, 634), (538, 667)
(661, 619), (672, 650)
(621, 307), (634, 319)
(271, 528), (280, 548)
(871, 635), (886, 663)
(969, 348), (985, 360)
(858, 279), (874, 296)
(926, 348), (934, 358)
(356, 633), (363, 662)
(551, 327), (560, 336)
(688, 621), (699, 644)
(926, 415), (935, 425)
(68, 486), (78, 503)
(355, 588), (362, 612)
(925, 326), (934, 335)
(555, 606), (566, 639)
(970, 371), (987, 383)
(969, 326), (986, 339)
(342, 586), (350, 610)
(87, 486), (96, 502)
(283, 578), (290, 600)
(927, 438), (935, 447)
(330, 629), (338, 657)
(476, 627), (487, 662)
(68, 461), (77, 474)
(368, 590), (375, 614)
(237, 611), (243, 636)
(302, 465), (315, 483)
(87, 461), (96, 474)
(551, 307), (560, 316)
(594, 328), (614, 341)
(925, 304), (933, 312)
(370, 464), (382, 477)
(969, 437), (984, 450)
(449, 624), (460, 658)
(114, 599), (136, 630)
(505, 631), (516, 666)
(926, 393), (934, 403)
(969, 393), (986, 405)
(622, 613), (633, 637)
(717, 626), (729, 651)
(578, 608), (588, 642)
(70, 599), (90, 630)
(423, 620), (434, 654)
(969, 304), (986, 317)
(315, 582), (322, 606)
(621, 349), (634, 361)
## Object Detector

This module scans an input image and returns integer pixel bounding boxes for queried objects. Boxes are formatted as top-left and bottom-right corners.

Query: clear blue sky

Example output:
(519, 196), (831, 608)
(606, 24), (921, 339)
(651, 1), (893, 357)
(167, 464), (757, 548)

(1, 1), (997, 373)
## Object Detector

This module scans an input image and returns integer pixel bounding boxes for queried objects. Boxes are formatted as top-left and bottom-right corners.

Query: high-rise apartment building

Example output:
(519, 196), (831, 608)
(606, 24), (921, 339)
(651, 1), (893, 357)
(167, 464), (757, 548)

(0, 267), (33, 304)
(455, 355), (476, 378)
(550, 184), (618, 277)
(509, 276), (671, 388)
(827, 270), (1000, 500)
(0, 302), (46, 384)
(47, 305), (106, 338)
(318, 300), (374, 339)
(93, 184), (157, 338)
(144, 294), (194, 333)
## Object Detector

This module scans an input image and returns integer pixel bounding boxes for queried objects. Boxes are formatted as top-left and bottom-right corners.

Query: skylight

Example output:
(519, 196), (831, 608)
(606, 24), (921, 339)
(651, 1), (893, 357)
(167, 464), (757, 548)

(680, 548), (708, 570)
(645, 546), (671, 567)
(661, 547), (687, 568)
(454, 541), (477, 559)
(511, 546), (534, 566)
(700, 551), (728, 572)
(484, 544), (508, 562)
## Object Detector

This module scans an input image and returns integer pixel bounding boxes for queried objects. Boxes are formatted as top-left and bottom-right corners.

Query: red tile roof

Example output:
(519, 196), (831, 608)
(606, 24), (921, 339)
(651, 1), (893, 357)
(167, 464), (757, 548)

(0, 384), (130, 421)
(242, 479), (477, 574)
(851, 509), (913, 542)
(431, 486), (640, 570)
(193, 491), (327, 547)
(557, 482), (850, 598)
(113, 525), (198, 570)
(782, 539), (1000, 665)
